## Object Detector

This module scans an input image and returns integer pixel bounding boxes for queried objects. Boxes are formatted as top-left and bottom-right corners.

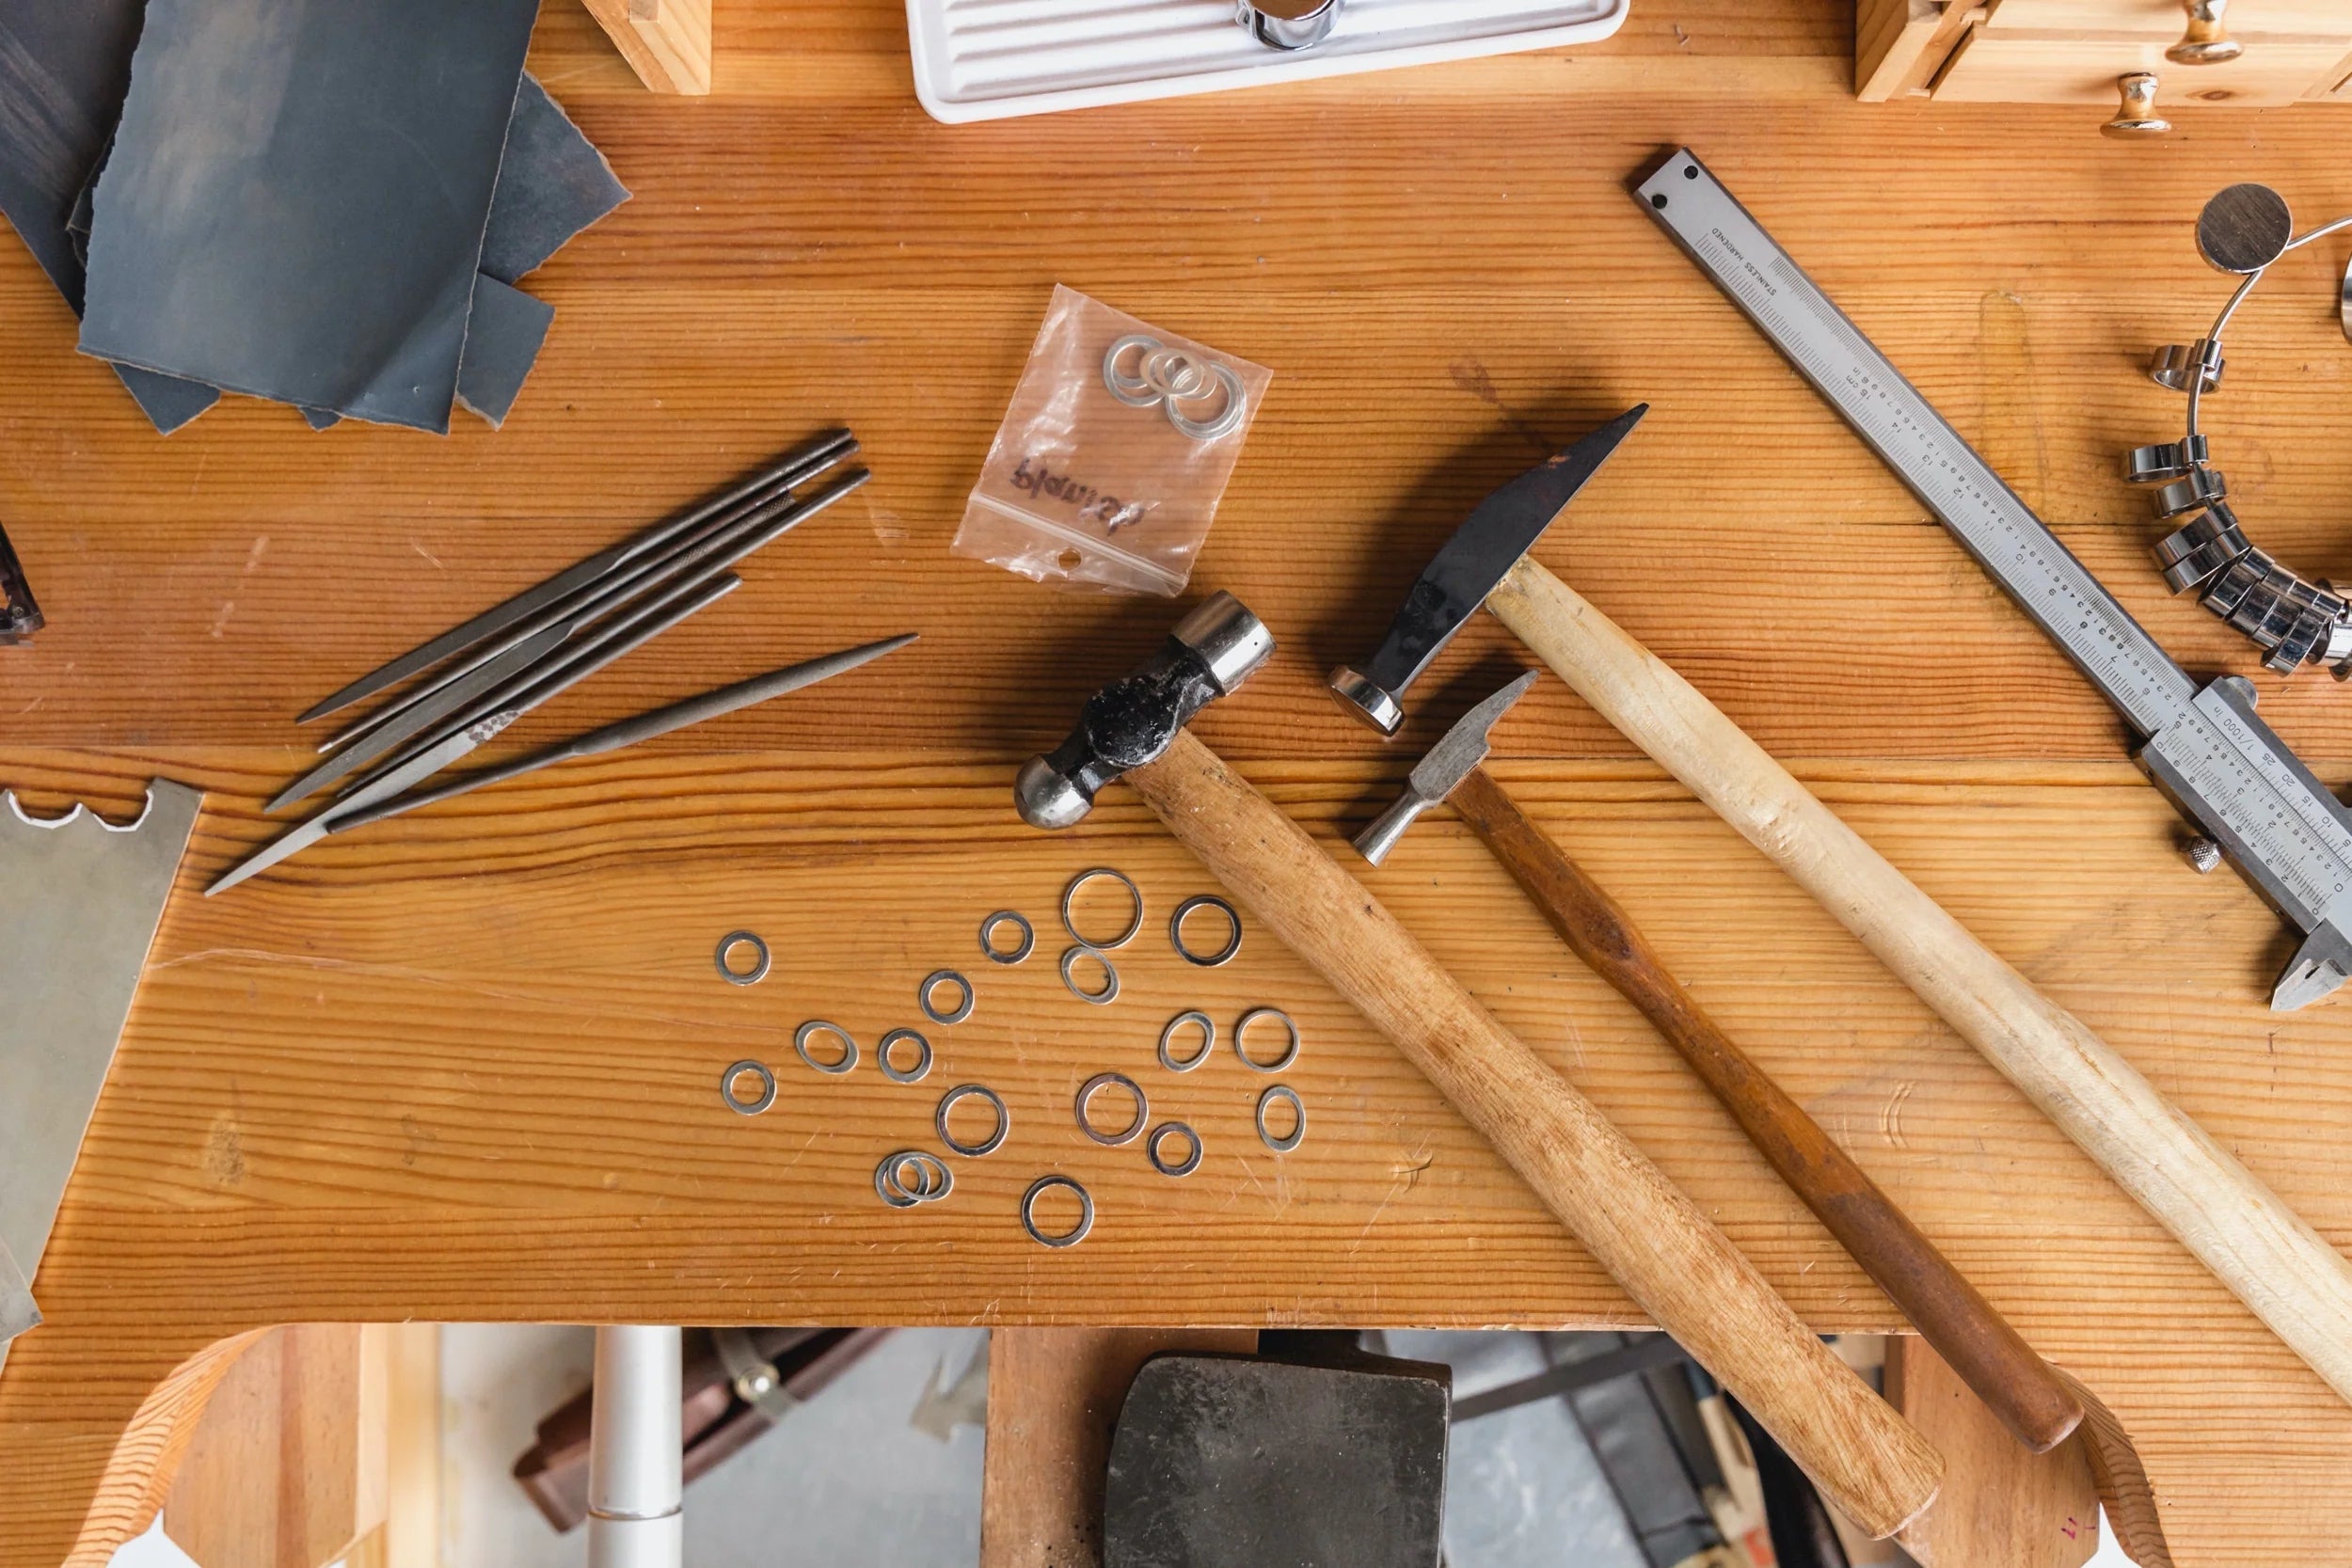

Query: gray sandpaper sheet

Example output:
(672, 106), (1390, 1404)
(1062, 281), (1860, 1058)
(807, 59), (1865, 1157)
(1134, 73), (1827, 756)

(482, 74), (630, 286)
(79, 0), (543, 433)
(455, 276), (556, 428)
(0, 1), (219, 433)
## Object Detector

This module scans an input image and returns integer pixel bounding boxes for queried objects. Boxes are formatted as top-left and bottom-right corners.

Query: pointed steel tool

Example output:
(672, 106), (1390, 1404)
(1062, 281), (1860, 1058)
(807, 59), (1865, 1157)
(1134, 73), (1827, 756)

(1, 780), (202, 1376)
(332, 633), (918, 830)
(1327, 404), (1645, 734)
(209, 574), (741, 896)
(297, 429), (857, 724)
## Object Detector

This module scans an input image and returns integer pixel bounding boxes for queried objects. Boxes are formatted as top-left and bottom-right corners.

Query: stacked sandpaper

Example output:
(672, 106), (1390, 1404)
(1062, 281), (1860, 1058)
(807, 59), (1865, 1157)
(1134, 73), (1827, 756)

(0, 0), (628, 435)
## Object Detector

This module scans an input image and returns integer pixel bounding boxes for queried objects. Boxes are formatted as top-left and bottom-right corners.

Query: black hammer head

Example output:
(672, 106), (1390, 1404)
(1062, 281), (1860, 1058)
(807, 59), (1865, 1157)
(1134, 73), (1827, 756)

(1016, 593), (1277, 831)
(1329, 405), (1645, 735)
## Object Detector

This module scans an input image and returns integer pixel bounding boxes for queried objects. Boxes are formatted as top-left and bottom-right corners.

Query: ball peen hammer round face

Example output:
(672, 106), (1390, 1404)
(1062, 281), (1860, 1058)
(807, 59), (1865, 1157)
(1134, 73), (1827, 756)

(1328, 404), (1646, 736)
(1014, 592), (1276, 830)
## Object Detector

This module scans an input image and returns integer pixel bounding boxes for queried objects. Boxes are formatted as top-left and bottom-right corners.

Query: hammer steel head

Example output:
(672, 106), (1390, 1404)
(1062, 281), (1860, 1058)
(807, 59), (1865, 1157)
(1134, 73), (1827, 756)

(1353, 671), (1538, 864)
(1328, 405), (1646, 735)
(1016, 592), (1277, 831)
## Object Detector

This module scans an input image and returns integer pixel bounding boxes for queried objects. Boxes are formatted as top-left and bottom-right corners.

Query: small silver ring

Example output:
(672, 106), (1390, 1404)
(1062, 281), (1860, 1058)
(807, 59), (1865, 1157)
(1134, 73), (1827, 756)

(720, 1059), (776, 1116)
(980, 910), (1035, 966)
(1060, 945), (1120, 1006)
(878, 1027), (934, 1085)
(1256, 1084), (1305, 1153)
(794, 1021), (858, 1076)
(1104, 334), (1165, 406)
(1148, 1122), (1203, 1179)
(876, 1149), (953, 1208)
(1167, 363), (1248, 442)
(714, 931), (770, 986)
(1233, 1006), (1300, 1073)
(1075, 1071), (1150, 1147)
(1168, 895), (1243, 967)
(1022, 1174), (1095, 1248)
(936, 1083), (1009, 1158)
(919, 970), (976, 1025)
(1157, 1010), (1216, 1073)
(1061, 867), (1144, 950)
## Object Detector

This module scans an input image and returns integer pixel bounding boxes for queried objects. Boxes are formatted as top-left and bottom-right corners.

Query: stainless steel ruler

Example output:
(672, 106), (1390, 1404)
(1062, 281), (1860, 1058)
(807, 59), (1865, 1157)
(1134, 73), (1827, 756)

(1635, 149), (2352, 1010)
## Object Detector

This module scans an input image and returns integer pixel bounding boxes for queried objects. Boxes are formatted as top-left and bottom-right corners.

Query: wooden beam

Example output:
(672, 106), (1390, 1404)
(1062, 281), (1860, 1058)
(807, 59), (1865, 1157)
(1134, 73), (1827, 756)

(1889, 1337), (2099, 1568)
(1858, 0), (1947, 100)
(579, 0), (711, 95)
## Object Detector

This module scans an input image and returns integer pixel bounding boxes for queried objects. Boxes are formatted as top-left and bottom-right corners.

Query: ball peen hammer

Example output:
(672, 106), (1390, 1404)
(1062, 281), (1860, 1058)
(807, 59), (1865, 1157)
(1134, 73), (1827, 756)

(1015, 593), (1943, 1540)
(1334, 407), (2352, 1417)
(1354, 669), (2081, 1453)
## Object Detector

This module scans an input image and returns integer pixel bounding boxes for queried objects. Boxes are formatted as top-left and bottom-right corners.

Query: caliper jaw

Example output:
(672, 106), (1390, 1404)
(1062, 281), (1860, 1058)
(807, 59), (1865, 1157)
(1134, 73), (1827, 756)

(2278, 924), (2352, 1013)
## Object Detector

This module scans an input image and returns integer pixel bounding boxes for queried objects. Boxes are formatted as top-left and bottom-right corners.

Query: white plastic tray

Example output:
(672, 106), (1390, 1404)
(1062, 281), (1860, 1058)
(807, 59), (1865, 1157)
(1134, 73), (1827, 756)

(907, 0), (1631, 124)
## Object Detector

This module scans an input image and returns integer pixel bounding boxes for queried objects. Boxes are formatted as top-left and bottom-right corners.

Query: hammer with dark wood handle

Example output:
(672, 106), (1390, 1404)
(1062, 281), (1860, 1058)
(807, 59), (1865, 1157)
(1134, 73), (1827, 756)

(1355, 671), (2081, 1453)
(1016, 593), (1943, 1541)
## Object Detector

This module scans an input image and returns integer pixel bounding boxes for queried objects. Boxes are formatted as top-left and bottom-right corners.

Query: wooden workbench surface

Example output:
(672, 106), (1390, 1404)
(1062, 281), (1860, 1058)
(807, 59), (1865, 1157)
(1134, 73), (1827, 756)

(6, 3), (2352, 1562)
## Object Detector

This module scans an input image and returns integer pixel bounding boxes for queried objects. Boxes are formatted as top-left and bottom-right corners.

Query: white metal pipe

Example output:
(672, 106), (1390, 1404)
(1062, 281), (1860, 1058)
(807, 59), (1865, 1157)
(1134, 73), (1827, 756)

(587, 1324), (683, 1568)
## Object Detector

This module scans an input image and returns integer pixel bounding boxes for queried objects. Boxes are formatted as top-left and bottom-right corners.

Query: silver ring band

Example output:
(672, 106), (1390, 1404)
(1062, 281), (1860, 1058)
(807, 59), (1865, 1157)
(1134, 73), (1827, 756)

(1256, 1084), (1306, 1153)
(715, 930), (770, 986)
(1157, 1010), (1216, 1073)
(920, 970), (976, 1025)
(1168, 895), (1243, 967)
(876, 1149), (953, 1208)
(936, 1083), (1009, 1158)
(1061, 866), (1144, 950)
(1167, 362), (1248, 442)
(980, 910), (1035, 966)
(794, 1021), (858, 1076)
(1075, 1071), (1150, 1147)
(1060, 945), (1120, 1005)
(1233, 1006), (1300, 1073)
(721, 1059), (776, 1116)
(1021, 1174), (1095, 1248)
(1103, 334), (1164, 406)
(878, 1027), (934, 1085)
(1148, 1122), (1203, 1179)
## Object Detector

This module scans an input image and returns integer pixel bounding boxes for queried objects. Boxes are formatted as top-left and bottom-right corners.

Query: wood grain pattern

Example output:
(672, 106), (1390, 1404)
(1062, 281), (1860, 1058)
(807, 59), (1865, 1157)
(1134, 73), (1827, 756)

(163, 1325), (389, 1568)
(1493, 560), (2352, 1408)
(977, 1329), (1257, 1568)
(1448, 764), (2081, 1453)
(576, 0), (712, 95)
(3, 1), (2352, 1563)
(1888, 1337), (2101, 1568)
(1127, 730), (1945, 1538)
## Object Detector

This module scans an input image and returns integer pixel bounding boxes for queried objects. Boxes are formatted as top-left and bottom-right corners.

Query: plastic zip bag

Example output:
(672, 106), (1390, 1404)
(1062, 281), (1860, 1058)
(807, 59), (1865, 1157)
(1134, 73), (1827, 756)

(953, 285), (1271, 596)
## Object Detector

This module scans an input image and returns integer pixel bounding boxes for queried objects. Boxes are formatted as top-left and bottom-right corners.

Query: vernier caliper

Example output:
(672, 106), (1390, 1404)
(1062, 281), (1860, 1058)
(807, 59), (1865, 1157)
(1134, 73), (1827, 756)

(1636, 149), (2352, 1011)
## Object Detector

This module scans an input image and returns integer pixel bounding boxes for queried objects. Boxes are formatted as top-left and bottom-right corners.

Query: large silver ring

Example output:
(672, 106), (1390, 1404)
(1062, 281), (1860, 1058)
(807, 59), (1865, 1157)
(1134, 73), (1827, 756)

(1157, 1010), (1216, 1073)
(1167, 363), (1248, 442)
(1075, 1071), (1150, 1147)
(1061, 866), (1144, 950)
(1104, 334), (1165, 406)
(1233, 1006), (1300, 1073)
(794, 1021), (858, 1076)
(936, 1083), (1009, 1158)
(1022, 1174), (1095, 1248)
(1168, 895), (1242, 967)
(920, 970), (976, 1026)
(878, 1027), (934, 1085)
(721, 1059), (776, 1116)
(1256, 1084), (1306, 1153)
(715, 931), (770, 986)
(1060, 945), (1120, 1006)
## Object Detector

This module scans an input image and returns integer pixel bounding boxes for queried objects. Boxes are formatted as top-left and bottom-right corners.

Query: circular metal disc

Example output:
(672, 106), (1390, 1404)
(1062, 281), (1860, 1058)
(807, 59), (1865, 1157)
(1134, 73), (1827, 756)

(2198, 184), (2293, 275)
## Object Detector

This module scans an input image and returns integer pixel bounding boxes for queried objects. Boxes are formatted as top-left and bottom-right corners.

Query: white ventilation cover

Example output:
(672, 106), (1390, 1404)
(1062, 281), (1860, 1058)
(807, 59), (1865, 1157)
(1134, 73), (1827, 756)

(907, 0), (1630, 123)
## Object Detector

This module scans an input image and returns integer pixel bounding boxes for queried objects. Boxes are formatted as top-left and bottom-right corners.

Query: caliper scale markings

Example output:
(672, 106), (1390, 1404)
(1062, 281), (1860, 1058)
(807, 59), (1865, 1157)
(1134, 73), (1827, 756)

(1644, 149), (2352, 1009)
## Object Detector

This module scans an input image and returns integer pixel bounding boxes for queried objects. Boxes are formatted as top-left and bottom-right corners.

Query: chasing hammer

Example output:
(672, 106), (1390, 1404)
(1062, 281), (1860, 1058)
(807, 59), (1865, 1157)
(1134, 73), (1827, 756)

(1016, 594), (1943, 1542)
(1355, 670), (2080, 1453)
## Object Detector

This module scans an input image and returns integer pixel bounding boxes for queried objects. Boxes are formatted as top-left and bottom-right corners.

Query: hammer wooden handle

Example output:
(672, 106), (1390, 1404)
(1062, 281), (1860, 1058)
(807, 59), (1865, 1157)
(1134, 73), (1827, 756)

(1450, 764), (2082, 1452)
(1492, 556), (2352, 1408)
(1127, 729), (1943, 1539)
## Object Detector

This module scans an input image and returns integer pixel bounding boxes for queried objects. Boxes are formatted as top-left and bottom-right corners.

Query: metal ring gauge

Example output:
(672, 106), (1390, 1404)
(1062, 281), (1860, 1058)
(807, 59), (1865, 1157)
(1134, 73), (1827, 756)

(1637, 148), (2352, 1012)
